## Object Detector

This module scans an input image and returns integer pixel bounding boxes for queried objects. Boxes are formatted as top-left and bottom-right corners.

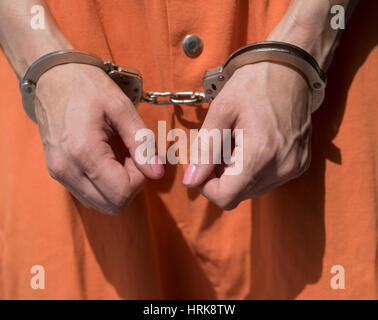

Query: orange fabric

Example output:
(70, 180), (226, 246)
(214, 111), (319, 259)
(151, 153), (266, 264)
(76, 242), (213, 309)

(0, 0), (377, 299)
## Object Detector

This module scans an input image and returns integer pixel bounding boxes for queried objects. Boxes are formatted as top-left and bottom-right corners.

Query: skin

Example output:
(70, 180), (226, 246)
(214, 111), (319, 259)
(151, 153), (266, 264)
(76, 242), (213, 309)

(0, 0), (357, 213)
(35, 63), (164, 214)
(0, 0), (164, 214)
(182, 0), (358, 210)
(182, 62), (312, 210)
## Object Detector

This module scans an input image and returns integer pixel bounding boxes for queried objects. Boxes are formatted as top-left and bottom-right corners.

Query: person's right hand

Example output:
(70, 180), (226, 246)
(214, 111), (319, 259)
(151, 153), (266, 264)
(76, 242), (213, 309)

(35, 63), (164, 214)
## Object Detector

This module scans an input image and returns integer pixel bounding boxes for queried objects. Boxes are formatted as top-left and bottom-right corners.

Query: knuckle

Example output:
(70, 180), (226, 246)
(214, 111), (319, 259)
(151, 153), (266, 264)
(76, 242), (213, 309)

(289, 156), (300, 174)
(64, 138), (99, 176)
(215, 194), (239, 211)
(250, 135), (278, 166)
(46, 154), (67, 181)
(295, 155), (311, 177)
(283, 154), (310, 179)
(111, 191), (132, 209)
(107, 96), (131, 116)
(301, 155), (312, 173)
(210, 97), (234, 117)
(261, 145), (277, 164)
(280, 157), (299, 178)
(66, 138), (89, 160)
(129, 173), (146, 192)
(222, 202), (239, 211)
(257, 130), (281, 154)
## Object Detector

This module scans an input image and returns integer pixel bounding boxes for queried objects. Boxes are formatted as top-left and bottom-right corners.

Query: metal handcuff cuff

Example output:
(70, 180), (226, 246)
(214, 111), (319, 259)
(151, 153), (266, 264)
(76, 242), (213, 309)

(20, 41), (326, 124)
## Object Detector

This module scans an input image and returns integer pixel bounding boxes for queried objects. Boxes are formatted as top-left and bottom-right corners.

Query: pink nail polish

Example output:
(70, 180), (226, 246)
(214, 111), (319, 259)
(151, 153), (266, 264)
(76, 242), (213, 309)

(149, 156), (164, 176)
(183, 164), (197, 185)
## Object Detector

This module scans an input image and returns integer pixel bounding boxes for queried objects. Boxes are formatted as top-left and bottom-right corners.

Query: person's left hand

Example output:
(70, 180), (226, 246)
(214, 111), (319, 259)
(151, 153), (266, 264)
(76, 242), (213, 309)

(182, 62), (313, 210)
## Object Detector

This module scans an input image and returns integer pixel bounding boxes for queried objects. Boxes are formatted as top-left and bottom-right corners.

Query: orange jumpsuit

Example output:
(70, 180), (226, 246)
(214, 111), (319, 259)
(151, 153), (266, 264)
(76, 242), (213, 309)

(0, 0), (377, 299)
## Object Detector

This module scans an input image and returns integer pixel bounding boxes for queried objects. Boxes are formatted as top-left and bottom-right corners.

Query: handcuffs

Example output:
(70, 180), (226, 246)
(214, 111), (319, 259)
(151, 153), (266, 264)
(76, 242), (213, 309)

(20, 41), (326, 124)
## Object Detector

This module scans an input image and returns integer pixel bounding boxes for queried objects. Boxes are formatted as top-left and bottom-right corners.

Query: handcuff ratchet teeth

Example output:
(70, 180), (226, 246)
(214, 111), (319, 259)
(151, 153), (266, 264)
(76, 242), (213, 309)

(20, 41), (326, 124)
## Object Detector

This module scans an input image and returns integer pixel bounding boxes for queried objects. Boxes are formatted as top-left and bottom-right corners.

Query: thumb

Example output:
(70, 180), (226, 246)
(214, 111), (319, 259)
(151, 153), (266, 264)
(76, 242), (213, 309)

(183, 99), (235, 187)
(106, 98), (164, 179)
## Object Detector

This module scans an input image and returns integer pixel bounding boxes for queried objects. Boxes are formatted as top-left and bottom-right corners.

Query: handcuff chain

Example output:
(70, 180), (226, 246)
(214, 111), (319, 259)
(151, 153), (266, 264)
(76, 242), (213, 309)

(19, 42), (326, 123)
(142, 90), (206, 105)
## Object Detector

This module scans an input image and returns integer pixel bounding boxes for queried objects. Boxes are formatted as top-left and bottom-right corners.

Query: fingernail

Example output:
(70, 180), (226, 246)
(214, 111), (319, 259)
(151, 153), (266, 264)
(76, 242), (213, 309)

(183, 164), (197, 186)
(149, 155), (164, 176)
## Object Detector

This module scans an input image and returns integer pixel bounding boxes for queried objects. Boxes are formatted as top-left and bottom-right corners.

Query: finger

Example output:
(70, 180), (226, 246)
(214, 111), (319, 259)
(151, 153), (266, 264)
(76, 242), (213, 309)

(200, 124), (307, 209)
(46, 150), (121, 213)
(67, 127), (145, 210)
(63, 176), (126, 214)
(198, 140), (250, 210)
(242, 145), (311, 198)
(183, 97), (236, 187)
(105, 96), (164, 179)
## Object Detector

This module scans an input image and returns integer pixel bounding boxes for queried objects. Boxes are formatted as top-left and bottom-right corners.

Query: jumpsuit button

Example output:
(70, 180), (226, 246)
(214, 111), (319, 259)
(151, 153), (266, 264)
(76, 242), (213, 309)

(182, 34), (203, 58)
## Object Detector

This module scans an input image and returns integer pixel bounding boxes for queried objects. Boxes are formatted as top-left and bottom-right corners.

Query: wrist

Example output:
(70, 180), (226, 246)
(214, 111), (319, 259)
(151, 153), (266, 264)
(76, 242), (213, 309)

(6, 35), (73, 79)
(267, 0), (340, 69)
(0, 7), (73, 78)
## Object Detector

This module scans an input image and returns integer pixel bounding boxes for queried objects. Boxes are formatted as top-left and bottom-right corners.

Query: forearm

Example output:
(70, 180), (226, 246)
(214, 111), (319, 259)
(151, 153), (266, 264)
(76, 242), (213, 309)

(267, 0), (358, 69)
(0, 0), (72, 78)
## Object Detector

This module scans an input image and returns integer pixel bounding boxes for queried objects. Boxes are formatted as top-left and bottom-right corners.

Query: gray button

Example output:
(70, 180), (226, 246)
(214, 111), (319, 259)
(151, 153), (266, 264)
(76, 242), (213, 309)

(182, 34), (203, 58)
